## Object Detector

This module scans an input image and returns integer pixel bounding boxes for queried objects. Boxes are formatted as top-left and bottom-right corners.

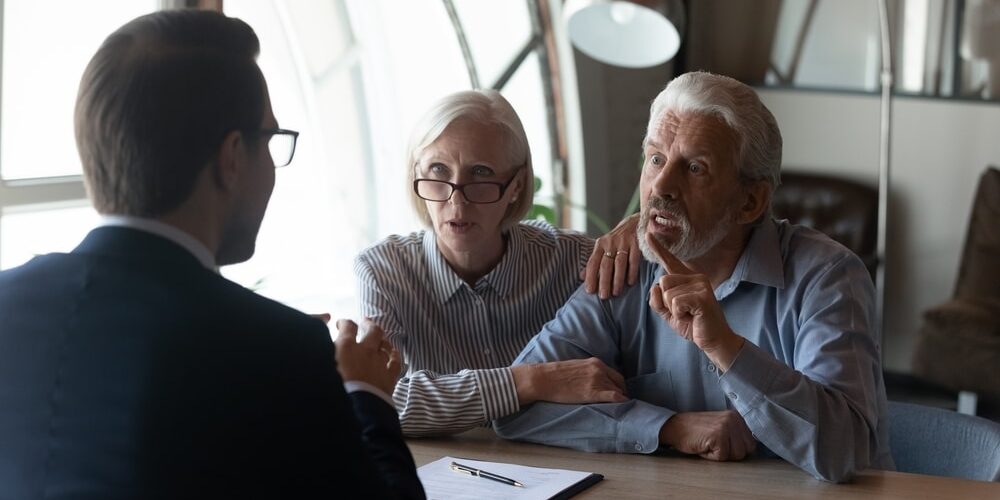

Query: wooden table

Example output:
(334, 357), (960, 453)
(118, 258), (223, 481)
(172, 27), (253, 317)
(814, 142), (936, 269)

(408, 429), (998, 499)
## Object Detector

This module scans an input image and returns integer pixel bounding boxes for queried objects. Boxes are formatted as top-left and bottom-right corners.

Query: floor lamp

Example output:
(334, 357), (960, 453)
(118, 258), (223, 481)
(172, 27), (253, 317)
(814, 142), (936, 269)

(875, 0), (892, 351)
(563, 0), (684, 68)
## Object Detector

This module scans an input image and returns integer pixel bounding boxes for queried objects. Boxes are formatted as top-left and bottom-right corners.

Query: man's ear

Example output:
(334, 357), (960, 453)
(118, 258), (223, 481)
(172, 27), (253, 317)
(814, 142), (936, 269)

(736, 181), (771, 224)
(213, 130), (245, 191)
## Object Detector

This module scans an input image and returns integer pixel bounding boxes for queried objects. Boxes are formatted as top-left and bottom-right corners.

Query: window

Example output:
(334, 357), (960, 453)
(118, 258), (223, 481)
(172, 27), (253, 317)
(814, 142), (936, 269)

(223, 0), (563, 317)
(0, 0), (158, 270)
(0, 1), (566, 320)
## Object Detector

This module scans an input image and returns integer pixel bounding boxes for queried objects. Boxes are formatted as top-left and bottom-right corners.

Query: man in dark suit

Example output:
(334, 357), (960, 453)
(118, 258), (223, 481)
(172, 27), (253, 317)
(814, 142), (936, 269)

(0, 10), (424, 499)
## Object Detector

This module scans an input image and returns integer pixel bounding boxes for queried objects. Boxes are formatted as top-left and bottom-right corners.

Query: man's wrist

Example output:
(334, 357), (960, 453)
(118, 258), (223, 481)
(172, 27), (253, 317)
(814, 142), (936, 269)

(703, 332), (745, 372)
(658, 415), (675, 446)
(343, 380), (395, 408)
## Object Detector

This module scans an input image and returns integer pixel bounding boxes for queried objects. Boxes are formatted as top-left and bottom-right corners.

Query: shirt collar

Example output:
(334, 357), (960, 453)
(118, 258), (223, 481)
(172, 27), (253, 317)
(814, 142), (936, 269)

(421, 225), (524, 303)
(98, 215), (217, 271)
(422, 230), (467, 304)
(482, 225), (524, 299)
(716, 218), (785, 299)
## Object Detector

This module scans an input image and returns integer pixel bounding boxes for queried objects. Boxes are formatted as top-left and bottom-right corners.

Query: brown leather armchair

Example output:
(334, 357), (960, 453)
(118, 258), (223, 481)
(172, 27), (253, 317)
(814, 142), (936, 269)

(911, 166), (1000, 411)
(770, 171), (879, 279)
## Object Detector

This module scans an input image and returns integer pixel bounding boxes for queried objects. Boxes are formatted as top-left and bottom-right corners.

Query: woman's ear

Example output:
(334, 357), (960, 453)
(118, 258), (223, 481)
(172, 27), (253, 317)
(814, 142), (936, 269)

(213, 130), (245, 191)
(736, 181), (771, 224)
(509, 168), (526, 204)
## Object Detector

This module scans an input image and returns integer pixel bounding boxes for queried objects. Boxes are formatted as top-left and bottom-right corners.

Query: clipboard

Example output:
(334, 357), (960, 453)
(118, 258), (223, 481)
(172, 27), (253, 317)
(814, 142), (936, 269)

(418, 456), (603, 499)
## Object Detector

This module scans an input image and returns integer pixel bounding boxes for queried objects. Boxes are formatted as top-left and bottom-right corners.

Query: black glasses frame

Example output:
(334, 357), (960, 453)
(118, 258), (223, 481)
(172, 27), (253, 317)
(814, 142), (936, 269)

(413, 165), (525, 204)
(252, 128), (300, 168)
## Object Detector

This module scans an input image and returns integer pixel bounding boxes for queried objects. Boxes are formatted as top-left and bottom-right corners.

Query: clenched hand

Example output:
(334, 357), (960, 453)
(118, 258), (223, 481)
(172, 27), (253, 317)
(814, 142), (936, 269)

(660, 410), (757, 461)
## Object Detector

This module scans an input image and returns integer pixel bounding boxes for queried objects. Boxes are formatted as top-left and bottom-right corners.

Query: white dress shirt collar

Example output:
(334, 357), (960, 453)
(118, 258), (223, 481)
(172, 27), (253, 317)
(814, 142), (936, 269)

(98, 215), (216, 270)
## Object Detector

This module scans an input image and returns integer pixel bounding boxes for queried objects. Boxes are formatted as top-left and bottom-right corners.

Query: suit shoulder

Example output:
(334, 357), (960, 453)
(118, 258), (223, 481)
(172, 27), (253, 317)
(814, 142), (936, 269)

(207, 275), (327, 336)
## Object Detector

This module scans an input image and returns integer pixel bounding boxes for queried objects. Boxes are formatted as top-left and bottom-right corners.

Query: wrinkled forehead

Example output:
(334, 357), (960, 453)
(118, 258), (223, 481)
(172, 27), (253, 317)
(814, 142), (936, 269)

(644, 110), (736, 148)
(417, 118), (517, 164)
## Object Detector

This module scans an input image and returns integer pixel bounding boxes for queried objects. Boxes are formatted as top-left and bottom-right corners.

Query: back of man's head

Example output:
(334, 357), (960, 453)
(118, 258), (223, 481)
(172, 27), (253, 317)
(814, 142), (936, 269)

(75, 9), (264, 217)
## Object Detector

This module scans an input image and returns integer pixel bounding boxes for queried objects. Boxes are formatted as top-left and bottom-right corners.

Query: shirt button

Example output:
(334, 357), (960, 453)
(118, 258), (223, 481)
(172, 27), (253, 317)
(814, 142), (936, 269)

(728, 392), (739, 401)
(483, 348), (491, 355)
(708, 364), (717, 373)
(634, 442), (643, 451)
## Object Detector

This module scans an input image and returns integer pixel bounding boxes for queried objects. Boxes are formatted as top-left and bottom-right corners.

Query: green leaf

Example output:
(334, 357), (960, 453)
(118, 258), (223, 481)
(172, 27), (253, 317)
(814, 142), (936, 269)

(525, 204), (557, 225)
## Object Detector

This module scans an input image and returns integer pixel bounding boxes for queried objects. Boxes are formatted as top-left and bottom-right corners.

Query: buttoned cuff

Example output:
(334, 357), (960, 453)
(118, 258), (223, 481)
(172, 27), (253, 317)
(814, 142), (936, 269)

(344, 380), (396, 409)
(616, 400), (674, 454)
(473, 367), (520, 420)
(718, 340), (780, 416)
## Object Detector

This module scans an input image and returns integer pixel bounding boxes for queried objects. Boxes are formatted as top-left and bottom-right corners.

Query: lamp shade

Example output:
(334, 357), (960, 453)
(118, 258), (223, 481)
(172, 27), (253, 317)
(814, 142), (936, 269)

(564, 0), (682, 68)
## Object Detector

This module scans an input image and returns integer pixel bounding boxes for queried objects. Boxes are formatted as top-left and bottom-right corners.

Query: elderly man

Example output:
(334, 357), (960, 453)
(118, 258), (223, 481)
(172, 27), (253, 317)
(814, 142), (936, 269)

(495, 72), (893, 482)
(0, 10), (422, 498)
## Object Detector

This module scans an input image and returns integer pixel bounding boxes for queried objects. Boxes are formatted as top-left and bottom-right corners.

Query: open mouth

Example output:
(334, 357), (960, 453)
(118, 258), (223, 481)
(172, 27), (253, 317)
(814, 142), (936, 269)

(446, 220), (474, 233)
(649, 210), (680, 230)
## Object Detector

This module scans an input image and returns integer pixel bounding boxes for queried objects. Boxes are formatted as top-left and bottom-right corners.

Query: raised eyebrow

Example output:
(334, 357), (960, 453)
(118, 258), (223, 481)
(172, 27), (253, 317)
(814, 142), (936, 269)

(643, 139), (664, 152)
(418, 161), (451, 173)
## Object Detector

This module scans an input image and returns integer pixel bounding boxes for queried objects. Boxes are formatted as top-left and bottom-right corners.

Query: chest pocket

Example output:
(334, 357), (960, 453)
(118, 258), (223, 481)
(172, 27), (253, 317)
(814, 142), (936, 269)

(625, 371), (675, 410)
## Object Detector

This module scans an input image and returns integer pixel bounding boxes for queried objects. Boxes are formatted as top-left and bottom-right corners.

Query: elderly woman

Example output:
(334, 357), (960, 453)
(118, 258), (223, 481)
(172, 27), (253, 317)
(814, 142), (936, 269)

(355, 89), (639, 436)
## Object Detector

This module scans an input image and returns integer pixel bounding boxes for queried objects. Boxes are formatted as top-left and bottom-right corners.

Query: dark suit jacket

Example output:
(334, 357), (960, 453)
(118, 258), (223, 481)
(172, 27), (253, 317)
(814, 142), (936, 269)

(0, 227), (424, 499)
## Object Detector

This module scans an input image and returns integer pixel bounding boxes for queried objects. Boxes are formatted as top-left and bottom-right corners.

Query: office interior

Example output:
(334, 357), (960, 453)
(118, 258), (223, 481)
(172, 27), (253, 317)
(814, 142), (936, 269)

(0, 0), (997, 483)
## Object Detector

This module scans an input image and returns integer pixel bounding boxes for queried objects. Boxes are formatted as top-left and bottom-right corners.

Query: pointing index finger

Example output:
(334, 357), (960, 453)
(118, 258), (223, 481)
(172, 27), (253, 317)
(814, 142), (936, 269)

(645, 232), (694, 275)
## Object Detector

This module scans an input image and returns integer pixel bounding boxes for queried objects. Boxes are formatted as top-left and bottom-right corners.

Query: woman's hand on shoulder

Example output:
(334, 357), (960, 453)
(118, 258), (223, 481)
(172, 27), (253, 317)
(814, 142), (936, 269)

(582, 213), (641, 299)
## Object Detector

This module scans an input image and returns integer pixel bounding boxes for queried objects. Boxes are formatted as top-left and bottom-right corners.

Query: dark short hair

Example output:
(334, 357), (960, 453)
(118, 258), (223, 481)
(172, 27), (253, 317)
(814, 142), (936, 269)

(75, 9), (265, 216)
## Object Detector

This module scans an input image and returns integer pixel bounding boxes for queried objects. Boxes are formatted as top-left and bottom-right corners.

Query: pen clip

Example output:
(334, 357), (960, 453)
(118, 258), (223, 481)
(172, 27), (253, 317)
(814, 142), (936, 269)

(450, 462), (476, 475)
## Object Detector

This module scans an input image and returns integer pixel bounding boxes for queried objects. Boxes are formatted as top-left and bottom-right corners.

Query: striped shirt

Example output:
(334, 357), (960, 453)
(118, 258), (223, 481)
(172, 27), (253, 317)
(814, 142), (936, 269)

(354, 220), (593, 436)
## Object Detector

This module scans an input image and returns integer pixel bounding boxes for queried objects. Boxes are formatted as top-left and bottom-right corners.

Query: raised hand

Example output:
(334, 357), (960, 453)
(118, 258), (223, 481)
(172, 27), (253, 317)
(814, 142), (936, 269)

(644, 232), (744, 370)
(512, 357), (627, 405)
(334, 318), (401, 397)
(583, 213), (641, 299)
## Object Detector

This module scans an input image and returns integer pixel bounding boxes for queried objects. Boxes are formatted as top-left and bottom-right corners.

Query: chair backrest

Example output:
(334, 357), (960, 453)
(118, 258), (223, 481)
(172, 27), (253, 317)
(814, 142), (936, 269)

(771, 171), (878, 279)
(889, 401), (1000, 481)
(954, 166), (1000, 299)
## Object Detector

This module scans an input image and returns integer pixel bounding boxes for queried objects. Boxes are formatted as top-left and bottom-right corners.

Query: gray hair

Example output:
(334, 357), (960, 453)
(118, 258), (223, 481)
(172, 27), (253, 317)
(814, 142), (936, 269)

(647, 72), (782, 216)
(406, 89), (533, 231)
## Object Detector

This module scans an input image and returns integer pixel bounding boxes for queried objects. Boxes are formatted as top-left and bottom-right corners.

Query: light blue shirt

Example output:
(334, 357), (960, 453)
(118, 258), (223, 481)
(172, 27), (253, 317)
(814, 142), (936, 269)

(495, 219), (894, 483)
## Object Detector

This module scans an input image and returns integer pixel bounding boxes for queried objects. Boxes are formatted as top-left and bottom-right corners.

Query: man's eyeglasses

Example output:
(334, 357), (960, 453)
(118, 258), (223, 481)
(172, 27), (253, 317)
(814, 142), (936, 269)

(252, 128), (299, 168)
(413, 166), (524, 204)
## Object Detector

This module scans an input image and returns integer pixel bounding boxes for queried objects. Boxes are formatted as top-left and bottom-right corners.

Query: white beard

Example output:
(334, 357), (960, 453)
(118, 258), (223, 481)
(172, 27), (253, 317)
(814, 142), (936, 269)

(637, 198), (736, 263)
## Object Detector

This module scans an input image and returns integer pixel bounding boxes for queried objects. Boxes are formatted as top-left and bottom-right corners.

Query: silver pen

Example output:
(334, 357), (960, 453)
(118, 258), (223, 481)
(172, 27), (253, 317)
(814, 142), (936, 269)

(450, 461), (525, 487)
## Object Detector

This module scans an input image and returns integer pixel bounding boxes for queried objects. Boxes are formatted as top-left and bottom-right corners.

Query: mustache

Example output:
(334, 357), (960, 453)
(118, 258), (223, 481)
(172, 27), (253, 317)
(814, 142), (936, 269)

(645, 196), (686, 218)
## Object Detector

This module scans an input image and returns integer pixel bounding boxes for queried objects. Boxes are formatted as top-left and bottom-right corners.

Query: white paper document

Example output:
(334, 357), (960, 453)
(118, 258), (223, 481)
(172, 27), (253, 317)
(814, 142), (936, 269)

(418, 456), (601, 500)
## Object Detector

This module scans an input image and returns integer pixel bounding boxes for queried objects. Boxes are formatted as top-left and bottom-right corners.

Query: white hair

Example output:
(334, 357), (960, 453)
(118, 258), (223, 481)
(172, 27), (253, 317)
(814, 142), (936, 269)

(647, 72), (783, 215)
(406, 89), (533, 230)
